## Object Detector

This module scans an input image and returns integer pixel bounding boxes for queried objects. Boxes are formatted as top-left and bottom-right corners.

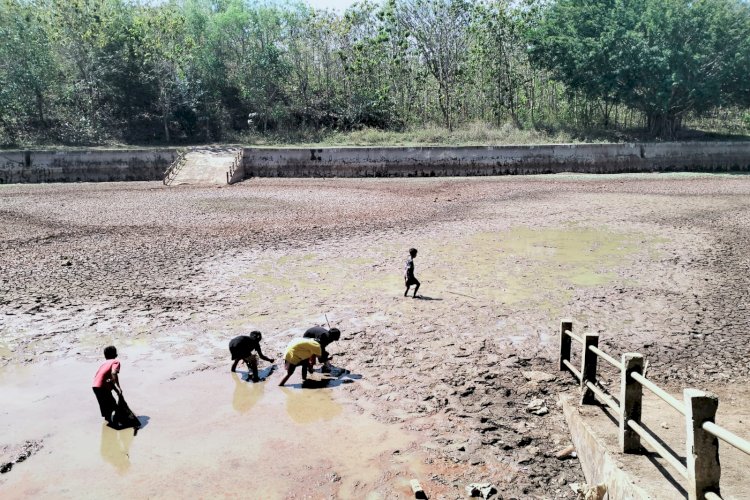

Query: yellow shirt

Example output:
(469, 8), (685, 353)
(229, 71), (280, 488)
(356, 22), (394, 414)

(284, 338), (322, 365)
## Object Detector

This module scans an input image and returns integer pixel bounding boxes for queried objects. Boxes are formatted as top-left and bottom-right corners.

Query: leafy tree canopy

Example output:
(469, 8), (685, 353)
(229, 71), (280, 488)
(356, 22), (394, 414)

(529, 0), (750, 138)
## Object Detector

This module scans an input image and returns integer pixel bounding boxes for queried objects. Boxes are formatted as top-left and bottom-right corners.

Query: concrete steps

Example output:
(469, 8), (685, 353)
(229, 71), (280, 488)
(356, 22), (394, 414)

(169, 148), (240, 185)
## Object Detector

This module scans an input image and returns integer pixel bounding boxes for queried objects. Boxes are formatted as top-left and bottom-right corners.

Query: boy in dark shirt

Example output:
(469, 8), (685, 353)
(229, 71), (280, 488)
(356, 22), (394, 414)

(229, 331), (275, 382)
(303, 326), (341, 373)
(404, 248), (420, 298)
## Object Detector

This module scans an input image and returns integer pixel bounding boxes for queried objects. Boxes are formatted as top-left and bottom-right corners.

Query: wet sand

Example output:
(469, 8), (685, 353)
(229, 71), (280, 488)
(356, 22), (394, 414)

(2, 173), (750, 497)
(0, 349), (431, 498)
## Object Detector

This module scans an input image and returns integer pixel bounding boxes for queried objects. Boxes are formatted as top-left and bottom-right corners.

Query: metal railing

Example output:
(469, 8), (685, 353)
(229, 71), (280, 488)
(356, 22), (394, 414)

(559, 319), (750, 500)
(163, 149), (187, 186)
(226, 148), (243, 185)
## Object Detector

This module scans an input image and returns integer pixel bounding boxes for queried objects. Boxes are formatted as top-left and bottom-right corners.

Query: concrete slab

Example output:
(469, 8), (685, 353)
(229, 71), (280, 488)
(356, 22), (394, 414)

(561, 387), (750, 499)
(171, 147), (239, 185)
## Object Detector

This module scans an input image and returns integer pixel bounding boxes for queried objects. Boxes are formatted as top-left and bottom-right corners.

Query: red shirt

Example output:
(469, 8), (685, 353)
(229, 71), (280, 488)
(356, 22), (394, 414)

(92, 359), (120, 389)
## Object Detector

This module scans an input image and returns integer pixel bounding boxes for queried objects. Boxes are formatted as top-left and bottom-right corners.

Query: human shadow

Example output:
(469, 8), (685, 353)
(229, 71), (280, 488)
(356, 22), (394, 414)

(294, 366), (363, 389)
(414, 295), (442, 301)
(236, 365), (276, 382)
(135, 416), (150, 434)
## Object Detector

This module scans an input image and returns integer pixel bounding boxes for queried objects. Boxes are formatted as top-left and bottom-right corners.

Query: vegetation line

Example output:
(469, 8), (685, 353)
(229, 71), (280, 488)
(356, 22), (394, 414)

(1, 0), (749, 148)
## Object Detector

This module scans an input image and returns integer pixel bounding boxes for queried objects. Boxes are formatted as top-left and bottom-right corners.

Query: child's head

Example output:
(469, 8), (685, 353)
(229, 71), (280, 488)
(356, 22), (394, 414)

(329, 328), (341, 341)
(103, 345), (117, 359)
(409, 248), (418, 258)
(250, 331), (262, 342)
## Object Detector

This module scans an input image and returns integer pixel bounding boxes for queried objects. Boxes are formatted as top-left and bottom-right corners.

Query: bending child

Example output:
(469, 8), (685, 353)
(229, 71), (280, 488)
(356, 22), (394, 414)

(229, 331), (275, 382)
(92, 346), (124, 426)
(278, 338), (322, 386)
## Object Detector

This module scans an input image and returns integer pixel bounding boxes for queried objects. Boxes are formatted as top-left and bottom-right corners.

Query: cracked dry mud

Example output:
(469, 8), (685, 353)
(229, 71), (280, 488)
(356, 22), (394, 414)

(1, 173), (750, 498)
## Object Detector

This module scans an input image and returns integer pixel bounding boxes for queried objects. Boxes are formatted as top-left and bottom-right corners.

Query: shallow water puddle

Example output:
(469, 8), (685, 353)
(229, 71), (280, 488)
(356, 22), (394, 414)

(432, 226), (647, 310)
(0, 348), (424, 498)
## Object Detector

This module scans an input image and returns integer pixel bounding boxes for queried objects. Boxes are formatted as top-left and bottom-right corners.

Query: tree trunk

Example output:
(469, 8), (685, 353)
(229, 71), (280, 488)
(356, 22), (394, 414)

(35, 90), (45, 124)
(160, 84), (170, 142)
(647, 111), (680, 139)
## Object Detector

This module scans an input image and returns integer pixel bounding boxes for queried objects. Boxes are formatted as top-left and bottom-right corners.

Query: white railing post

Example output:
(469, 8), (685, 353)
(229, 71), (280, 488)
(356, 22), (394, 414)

(560, 319), (572, 371)
(620, 353), (644, 453)
(580, 333), (599, 404)
(684, 389), (721, 500)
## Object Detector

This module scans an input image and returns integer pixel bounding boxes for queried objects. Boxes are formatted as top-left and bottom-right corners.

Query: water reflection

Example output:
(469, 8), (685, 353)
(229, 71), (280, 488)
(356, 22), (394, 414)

(99, 423), (134, 474)
(231, 372), (265, 414)
(280, 387), (342, 424)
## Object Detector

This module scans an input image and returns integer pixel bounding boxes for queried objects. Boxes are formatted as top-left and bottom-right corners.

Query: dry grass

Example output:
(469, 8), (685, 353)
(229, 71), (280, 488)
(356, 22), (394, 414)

(314, 122), (579, 146)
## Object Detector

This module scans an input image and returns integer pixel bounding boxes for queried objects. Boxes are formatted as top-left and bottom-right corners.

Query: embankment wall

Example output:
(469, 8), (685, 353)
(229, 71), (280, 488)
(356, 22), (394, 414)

(2, 142), (749, 183)
(243, 142), (750, 178)
(0, 149), (177, 184)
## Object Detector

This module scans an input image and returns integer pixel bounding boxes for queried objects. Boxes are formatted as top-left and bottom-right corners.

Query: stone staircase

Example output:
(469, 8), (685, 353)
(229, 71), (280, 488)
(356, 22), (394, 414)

(164, 147), (243, 186)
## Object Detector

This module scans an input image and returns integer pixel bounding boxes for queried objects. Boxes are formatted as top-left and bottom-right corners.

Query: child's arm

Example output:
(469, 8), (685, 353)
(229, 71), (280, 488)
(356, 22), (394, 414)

(111, 365), (122, 395)
(256, 345), (275, 363)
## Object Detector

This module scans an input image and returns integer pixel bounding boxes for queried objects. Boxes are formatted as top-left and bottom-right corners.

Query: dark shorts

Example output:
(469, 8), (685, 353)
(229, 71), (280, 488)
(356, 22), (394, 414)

(405, 276), (420, 286)
(93, 387), (117, 422)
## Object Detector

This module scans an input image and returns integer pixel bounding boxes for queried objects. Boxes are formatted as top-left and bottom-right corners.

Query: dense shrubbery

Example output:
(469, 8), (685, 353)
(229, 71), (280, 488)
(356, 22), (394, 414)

(0, 0), (748, 147)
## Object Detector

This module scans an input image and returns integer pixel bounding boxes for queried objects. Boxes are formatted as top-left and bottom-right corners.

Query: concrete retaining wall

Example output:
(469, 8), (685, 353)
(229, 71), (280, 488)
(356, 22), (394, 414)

(2, 142), (749, 183)
(0, 149), (177, 184)
(243, 142), (750, 178)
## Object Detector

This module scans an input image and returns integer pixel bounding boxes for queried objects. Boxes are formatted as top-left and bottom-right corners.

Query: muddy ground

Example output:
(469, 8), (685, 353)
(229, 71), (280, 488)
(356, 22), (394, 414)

(1, 173), (749, 498)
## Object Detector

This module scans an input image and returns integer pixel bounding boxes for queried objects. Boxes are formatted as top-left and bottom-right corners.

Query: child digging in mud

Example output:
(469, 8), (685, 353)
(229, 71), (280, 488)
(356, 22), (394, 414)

(404, 247), (421, 298)
(229, 331), (275, 382)
(278, 337), (322, 386)
(92, 346), (123, 426)
(92, 346), (140, 429)
(303, 326), (340, 373)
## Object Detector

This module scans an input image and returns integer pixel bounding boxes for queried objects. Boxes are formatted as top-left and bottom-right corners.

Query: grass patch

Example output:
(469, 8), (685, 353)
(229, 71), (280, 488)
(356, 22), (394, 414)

(240, 122), (580, 147)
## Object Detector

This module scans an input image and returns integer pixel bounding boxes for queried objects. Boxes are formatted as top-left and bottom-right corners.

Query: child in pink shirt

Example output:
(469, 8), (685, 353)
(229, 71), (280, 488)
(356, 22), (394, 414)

(92, 346), (122, 425)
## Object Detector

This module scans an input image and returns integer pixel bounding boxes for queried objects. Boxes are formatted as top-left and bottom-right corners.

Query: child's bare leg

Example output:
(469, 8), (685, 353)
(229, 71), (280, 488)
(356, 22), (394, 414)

(231, 359), (240, 372)
(404, 284), (410, 297)
(278, 370), (292, 386)
(413, 280), (420, 298)
(246, 355), (260, 381)
(278, 362), (295, 386)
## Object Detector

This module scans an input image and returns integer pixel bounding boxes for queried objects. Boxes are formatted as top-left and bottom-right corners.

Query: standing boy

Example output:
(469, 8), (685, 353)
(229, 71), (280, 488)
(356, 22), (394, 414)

(92, 345), (123, 426)
(229, 331), (275, 382)
(404, 247), (420, 298)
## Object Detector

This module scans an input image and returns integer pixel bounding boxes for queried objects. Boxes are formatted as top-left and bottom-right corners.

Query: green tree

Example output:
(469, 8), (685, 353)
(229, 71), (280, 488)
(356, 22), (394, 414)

(529, 0), (750, 138)
(0, 0), (58, 144)
(392, 0), (472, 130)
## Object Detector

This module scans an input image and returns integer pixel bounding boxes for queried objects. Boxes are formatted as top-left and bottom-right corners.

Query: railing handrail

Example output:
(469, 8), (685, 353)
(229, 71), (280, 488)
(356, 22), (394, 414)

(585, 380), (620, 414)
(630, 371), (686, 416)
(163, 149), (187, 185)
(559, 319), (747, 500)
(226, 148), (243, 185)
(702, 421), (750, 456)
(588, 344), (624, 370)
(563, 328), (584, 344)
(562, 359), (582, 380)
